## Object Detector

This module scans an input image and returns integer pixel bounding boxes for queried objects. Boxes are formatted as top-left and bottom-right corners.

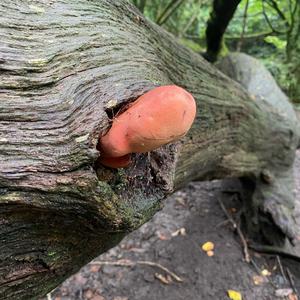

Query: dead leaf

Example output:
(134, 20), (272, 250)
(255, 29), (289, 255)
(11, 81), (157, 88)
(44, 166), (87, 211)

(91, 295), (105, 300)
(228, 290), (242, 300)
(289, 294), (298, 300)
(252, 275), (265, 285)
(90, 264), (101, 273)
(155, 273), (172, 284)
(156, 231), (170, 240)
(82, 290), (105, 300)
(261, 269), (271, 276)
(229, 207), (237, 213)
(84, 289), (94, 299)
(171, 228), (186, 237)
(128, 247), (146, 253)
(201, 241), (214, 252)
(275, 288), (293, 297)
(175, 195), (186, 205)
(73, 274), (87, 285)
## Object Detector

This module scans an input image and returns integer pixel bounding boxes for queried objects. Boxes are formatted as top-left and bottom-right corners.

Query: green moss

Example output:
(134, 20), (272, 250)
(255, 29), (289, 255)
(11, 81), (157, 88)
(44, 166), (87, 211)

(179, 38), (203, 53)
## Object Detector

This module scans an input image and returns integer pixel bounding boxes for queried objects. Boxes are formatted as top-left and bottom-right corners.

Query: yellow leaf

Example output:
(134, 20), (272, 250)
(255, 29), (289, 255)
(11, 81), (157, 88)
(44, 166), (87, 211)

(261, 269), (271, 276)
(201, 241), (214, 252)
(228, 290), (242, 300)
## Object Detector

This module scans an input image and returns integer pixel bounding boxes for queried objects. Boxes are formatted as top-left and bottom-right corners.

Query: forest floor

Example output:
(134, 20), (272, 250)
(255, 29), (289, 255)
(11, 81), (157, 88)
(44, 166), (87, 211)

(43, 151), (300, 300)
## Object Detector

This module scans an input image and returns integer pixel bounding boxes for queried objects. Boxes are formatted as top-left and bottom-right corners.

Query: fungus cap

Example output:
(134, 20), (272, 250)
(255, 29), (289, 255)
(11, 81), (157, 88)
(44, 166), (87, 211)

(99, 85), (196, 168)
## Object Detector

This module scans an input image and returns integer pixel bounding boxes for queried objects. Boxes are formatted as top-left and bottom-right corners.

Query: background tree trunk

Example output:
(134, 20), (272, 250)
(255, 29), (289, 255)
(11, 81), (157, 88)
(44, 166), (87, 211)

(204, 0), (241, 62)
(0, 1), (299, 299)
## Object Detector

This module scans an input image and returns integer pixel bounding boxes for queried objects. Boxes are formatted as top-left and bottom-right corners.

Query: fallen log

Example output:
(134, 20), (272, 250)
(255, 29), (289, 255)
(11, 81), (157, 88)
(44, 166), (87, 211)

(0, 1), (299, 299)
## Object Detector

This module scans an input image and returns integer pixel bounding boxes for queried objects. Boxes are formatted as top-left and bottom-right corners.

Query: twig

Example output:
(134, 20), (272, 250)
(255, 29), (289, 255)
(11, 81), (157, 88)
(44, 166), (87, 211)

(156, 0), (184, 26)
(217, 198), (250, 263)
(90, 259), (183, 282)
(216, 219), (231, 228)
(250, 258), (277, 288)
(262, 0), (286, 34)
(250, 258), (261, 274)
(276, 255), (288, 282)
(179, 0), (202, 38)
(237, 0), (249, 51)
(265, 0), (289, 27)
(286, 267), (299, 296)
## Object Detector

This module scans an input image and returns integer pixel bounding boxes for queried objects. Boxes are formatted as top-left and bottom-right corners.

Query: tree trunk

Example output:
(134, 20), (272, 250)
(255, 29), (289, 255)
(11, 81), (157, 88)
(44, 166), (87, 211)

(204, 0), (242, 62)
(0, 1), (299, 299)
(286, 0), (300, 103)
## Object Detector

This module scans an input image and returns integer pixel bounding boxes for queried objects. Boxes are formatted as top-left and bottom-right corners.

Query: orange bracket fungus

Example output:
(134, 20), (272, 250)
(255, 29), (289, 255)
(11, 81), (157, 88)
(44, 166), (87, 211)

(98, 85), (197, 168)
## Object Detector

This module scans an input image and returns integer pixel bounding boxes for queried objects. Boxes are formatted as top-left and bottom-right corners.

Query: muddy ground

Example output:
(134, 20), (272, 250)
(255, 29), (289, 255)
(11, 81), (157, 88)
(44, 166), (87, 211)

(42, 151), (300, 300)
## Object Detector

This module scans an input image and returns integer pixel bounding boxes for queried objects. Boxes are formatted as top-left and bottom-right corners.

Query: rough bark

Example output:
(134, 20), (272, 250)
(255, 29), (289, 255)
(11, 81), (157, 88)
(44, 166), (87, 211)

(0, 1), (299, 299)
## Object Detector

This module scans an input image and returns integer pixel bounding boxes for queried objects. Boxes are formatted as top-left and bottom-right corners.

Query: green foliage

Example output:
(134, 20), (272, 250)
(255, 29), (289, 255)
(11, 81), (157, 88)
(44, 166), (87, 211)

(129, 0), (299, 102)
(264, 36), (286, 49)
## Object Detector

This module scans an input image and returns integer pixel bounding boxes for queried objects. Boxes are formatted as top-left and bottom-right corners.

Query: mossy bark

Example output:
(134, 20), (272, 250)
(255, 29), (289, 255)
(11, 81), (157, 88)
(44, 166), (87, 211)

(0, 1), (299, 299)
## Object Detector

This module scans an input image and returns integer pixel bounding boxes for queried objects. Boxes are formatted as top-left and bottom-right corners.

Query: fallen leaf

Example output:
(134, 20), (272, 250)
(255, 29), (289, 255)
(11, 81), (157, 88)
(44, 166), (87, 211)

(289, 294), (298, 300)
(261, 269), (271, 276)
(156, 231), (170, 240)
(275, 288), (293, 297)
(155, 273), (172, 285)
(229, 207), (237, 213)
(228, 289), (242, 300)
(91, 295), (105, 300)
(128, 247), (146, 253)
(73, 273), (87, 285)
(175, 196), (186, 206)
(201, 241), (214, 252)
(90, 264), (101, 273)
(106, 99), (118, 109)
(252, 275), (265, 285)
(171, 228), (186, 237)
(84, 289), (95, 299)
(81, 288), (106, 299)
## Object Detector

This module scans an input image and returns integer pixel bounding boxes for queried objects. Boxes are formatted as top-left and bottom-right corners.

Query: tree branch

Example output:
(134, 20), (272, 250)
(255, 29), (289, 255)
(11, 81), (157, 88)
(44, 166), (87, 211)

(156, 0), (185, 26)
(262, 0), (286, 35)
(236, 0), (249, 51)
(265, 0), (290, 27)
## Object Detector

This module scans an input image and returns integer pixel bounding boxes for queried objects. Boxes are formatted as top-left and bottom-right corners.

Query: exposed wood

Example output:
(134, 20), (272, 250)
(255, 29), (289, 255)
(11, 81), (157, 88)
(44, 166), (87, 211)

(0, 1), (299, 299)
